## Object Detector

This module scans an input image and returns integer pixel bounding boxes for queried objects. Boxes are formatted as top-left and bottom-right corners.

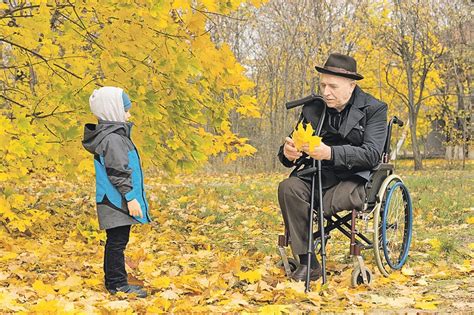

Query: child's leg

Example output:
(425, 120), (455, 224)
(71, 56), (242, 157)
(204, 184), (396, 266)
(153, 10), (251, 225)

(104, 225), (131, 290)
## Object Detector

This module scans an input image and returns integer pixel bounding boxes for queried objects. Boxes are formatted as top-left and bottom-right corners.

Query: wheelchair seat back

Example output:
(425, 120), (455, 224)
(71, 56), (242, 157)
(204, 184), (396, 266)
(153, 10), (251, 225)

(364, 163), (394, 209)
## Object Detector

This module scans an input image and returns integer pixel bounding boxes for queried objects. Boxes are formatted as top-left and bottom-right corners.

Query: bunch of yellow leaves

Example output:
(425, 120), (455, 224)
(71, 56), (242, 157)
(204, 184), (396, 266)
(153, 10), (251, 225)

(292, 122), (322, 152)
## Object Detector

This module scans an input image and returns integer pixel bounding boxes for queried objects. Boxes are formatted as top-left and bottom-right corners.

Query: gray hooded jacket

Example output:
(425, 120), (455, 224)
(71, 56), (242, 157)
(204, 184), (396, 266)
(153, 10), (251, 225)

(83, 121), (151, 230)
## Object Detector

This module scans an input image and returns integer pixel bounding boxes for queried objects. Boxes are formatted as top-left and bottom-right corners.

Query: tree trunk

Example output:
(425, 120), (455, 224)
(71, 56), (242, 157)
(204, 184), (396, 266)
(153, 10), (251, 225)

(409, 110), (423, 170)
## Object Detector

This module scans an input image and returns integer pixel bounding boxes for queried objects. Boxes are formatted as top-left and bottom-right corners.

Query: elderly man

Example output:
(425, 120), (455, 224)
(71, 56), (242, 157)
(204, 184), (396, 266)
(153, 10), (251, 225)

(277, 53), (388, 281)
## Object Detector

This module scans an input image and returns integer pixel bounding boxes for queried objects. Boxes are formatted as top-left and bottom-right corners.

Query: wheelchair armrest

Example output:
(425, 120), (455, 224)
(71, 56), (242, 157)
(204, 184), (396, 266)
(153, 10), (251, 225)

(297, 167), (318, 176)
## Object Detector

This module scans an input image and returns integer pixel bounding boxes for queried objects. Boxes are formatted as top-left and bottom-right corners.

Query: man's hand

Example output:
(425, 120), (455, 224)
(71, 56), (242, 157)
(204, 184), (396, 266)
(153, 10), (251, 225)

(283, 137), (303, 162)
(127, 199), (143, 218)
(302, 142), (332, 161)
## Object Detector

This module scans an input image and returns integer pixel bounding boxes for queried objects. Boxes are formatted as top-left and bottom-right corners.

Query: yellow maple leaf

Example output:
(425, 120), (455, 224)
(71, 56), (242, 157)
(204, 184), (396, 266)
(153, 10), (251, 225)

(414, 301), (438, 310)
(292, 122), (321, 152)
(466, 217), (474, 224)
(30, 300), (63, 312)
(237, 270), (262, 283)
(401, 266), (415, 276)
(32, 280), (56, 296)
(428, 238), (441, 251)
(151, 276), (171, 289)
(259, 304), (290, 314)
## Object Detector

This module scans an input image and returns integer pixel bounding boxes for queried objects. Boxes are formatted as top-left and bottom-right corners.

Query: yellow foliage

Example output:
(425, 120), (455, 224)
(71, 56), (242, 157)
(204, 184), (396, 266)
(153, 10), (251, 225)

(0, 0), (264, 184)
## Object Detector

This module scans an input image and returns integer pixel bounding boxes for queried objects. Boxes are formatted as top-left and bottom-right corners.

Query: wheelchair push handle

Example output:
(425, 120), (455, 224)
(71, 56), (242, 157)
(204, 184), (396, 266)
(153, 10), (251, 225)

(285, 94), (324, 109)
(392, 116), (404, 127)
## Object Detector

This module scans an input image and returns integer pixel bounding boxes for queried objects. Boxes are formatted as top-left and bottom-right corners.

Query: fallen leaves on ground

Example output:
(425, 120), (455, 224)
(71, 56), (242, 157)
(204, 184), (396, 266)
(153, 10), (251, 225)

(0, 168), (473, 313)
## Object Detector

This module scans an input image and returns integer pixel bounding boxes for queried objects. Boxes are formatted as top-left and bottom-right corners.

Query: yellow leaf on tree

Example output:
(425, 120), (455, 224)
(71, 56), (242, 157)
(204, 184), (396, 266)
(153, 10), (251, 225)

(292, 122), (321, 152)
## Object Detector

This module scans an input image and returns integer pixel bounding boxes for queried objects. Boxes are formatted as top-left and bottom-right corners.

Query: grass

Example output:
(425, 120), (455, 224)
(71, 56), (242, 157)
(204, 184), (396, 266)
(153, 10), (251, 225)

(152, 160), (473, 267)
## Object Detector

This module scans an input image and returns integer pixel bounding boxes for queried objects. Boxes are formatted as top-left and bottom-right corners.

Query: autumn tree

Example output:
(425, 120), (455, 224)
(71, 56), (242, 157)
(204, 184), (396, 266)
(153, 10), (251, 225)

(367, 0), (445, 170)
(212, 0), (366, 171)
(435, 0), (472, 166)
(1, 0), (264, 231)
(0, 1), (264, 177)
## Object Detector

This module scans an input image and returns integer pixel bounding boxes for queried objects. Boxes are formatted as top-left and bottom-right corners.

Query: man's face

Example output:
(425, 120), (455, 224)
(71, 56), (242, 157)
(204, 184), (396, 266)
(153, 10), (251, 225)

(319, 73), (356, 111)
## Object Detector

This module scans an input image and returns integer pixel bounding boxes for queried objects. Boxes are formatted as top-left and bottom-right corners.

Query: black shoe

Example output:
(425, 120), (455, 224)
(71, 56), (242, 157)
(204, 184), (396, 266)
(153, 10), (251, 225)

(128, 284), (143, 290)
(108, 284), (147, 298)
(290, 264), (322, 281)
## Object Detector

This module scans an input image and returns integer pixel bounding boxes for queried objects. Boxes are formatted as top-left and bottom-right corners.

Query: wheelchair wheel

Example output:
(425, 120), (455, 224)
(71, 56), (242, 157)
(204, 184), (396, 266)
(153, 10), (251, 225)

(351, 266), (373, 287)
(277, 257), (299, 273)
(373, 175), (413, 276)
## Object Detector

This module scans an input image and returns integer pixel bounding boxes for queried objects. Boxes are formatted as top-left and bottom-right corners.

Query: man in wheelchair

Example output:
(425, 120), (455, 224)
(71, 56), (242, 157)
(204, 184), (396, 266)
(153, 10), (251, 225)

(277, 53), (388, 282)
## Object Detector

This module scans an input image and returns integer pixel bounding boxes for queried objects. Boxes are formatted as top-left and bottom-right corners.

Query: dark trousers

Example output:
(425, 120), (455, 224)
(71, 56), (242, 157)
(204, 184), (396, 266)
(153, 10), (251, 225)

(278, 176), (366, 256)
(104, 225), (131, 290)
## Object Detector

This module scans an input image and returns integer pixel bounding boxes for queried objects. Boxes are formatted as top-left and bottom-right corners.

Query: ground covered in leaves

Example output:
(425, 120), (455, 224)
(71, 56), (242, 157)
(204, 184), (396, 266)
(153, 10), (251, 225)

(1, 161), (473, 313)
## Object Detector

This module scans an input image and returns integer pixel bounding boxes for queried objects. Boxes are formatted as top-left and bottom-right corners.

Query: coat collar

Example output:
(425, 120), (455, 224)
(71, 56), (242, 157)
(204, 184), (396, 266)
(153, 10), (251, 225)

(338, 86), (367, 138)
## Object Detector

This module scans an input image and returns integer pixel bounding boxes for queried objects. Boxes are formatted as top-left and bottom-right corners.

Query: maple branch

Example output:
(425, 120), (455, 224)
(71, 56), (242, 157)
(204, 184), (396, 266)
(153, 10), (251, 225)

(43, 124), (61, 141)
(27, 106), (75, 123)
(384, 65), (409, 105)
(0, 55), (87, 70)
(73, 78), (98, 96)
(190, 6), (248, 22)
(0, 38), (67, 82)
(53, 63), (83, 80)
(0, 4), (39, 18)
(0, 94), (26, 108)
(148, 27), (188, 39)
(66, 0), (104, 50)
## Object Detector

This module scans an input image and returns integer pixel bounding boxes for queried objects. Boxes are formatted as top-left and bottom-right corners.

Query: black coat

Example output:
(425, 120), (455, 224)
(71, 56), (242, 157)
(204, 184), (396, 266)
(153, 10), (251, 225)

(278, 86), (388, 188)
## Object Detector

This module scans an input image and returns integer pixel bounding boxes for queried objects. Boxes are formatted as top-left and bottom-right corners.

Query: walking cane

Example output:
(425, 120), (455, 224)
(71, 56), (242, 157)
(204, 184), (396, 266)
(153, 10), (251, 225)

(286, 95), (327, 291)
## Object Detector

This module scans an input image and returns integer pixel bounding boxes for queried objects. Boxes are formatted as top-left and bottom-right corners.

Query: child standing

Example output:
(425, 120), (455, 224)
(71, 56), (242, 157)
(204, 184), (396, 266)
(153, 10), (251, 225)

(82, 86), (151, 298)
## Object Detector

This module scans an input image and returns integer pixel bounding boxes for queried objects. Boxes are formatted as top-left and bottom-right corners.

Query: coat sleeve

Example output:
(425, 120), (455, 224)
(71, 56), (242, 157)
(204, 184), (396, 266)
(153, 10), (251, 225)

(101, 134), (133, 198)
(277, 144), (297, 168)
(332, 103), (388, 171)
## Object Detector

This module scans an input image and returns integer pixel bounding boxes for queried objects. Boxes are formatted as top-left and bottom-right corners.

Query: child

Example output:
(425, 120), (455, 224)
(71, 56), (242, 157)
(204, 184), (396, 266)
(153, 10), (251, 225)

(82, 86), (151, 298)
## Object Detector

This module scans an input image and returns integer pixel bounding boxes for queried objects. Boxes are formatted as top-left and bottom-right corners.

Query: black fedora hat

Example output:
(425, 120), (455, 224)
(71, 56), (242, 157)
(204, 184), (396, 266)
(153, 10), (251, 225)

(315, 53), (364, 80)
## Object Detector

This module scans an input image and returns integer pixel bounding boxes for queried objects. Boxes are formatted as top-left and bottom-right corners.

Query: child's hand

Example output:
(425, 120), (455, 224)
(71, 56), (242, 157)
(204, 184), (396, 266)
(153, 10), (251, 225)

(127, 199), (143, 218)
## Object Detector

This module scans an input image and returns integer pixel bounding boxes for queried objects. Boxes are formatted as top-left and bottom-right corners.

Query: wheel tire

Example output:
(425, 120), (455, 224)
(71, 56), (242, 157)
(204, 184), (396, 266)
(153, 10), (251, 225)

(373, 175), (413, 276)
(288, 258), (299, 272)
(277, 257), (299, 273)
(351, 266), (373, 287)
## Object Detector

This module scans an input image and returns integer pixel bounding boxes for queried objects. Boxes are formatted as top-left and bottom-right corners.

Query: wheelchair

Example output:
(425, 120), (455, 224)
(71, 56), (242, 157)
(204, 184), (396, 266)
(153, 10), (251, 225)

(278, 94), (413, 288)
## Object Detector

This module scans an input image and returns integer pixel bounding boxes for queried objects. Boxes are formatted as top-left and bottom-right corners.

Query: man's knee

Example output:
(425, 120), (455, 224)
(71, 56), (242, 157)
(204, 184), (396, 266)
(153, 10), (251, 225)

(278, 177), (306, 198)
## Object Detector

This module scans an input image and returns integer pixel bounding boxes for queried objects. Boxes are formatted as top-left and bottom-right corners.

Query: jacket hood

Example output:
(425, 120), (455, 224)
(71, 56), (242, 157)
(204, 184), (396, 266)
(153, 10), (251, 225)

(89, 86), (127, 122)
(82, 121), (133, 154)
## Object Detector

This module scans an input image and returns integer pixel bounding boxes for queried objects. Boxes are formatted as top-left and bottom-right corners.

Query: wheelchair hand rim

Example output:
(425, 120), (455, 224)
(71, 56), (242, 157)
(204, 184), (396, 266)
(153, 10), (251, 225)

(381, 181), (413, 270)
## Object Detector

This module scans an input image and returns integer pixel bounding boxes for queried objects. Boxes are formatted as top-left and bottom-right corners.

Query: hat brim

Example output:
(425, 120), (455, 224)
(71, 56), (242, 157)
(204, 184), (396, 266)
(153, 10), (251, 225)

(315, 66), (364, 80)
